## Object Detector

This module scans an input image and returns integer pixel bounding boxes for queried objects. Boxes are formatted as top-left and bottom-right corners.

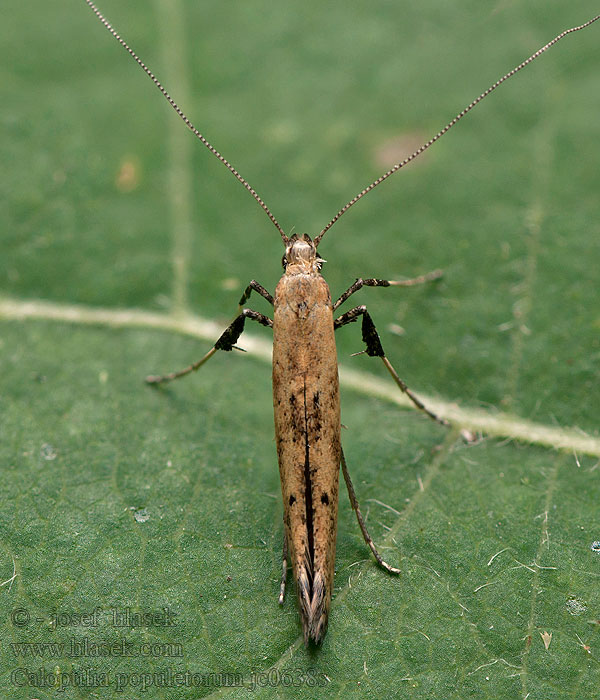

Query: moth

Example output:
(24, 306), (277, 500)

(84, 0), (599, 644)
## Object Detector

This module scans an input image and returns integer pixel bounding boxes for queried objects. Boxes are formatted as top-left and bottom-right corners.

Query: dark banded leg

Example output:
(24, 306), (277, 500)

(333, 269), (442, 311)
(238, 280), (274, 312)
(146, 308), (273, 385)
(341, 448), (400, 574)
(335, 306), (448, 427)
(278, 532), (288, 604)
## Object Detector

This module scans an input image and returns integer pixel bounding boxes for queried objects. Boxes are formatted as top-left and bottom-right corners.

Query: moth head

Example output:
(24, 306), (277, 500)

(282, 233), (326, 272)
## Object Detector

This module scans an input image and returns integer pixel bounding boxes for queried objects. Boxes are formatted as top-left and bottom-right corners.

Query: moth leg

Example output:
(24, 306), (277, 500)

(333, 269), (442, 311)
(334, 305), (448, 427)
(146, 308), (273, 385)
(237, 280), (274, 312)
(278, 531), (288, 605)
(341, 448), (400, 575)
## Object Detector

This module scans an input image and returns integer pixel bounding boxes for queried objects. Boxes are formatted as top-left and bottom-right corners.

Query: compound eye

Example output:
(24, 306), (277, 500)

(281, 255), (288, 269)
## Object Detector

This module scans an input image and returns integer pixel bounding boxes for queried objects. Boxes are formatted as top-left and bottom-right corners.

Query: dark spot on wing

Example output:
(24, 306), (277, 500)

(321, 493), (329, 505)
(289, 494), (296, 506)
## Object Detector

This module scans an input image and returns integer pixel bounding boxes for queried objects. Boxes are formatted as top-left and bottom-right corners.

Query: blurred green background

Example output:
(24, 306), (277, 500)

(1, 1), (599, 698)
(2, 0), (599, 427)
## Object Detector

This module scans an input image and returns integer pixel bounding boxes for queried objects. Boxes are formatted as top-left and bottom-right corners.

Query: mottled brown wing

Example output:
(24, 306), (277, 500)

(272, 272), (341, 644)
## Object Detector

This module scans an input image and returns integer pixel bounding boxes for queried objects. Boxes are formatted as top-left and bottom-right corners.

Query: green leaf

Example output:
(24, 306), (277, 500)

(1, 1), (599, 698)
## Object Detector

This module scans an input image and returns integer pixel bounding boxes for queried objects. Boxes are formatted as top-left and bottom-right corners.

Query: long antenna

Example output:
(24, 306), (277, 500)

(83, 0), (290, 245)
(314, 14), (600, 248)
